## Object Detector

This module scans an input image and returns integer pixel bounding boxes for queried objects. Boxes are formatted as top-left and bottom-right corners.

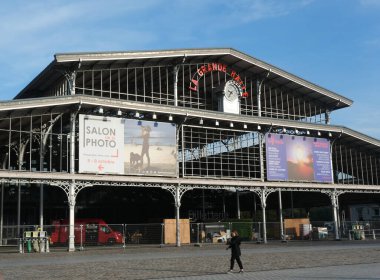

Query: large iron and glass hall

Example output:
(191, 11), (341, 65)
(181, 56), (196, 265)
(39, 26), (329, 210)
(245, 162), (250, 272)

(0, 48), (379, 250)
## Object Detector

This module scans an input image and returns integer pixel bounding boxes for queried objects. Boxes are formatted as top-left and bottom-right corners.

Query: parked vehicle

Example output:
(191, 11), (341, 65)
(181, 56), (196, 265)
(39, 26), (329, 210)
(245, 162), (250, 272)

(50, 218), (123, 245)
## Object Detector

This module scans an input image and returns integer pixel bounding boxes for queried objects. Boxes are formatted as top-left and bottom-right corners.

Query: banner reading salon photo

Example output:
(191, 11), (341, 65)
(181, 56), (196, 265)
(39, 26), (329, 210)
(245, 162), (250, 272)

(265, 133), (333, 183)
(79, 115), (125, 174)
(124, 119), (177, 176)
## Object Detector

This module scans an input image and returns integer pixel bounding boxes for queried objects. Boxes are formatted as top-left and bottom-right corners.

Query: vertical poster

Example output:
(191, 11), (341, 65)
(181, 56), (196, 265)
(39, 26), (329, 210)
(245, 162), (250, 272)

(265, 134), (288, 180)
(79, 115), (125, 174)
(124, 119), (177, 176)
(265, 133), (333, 183)
(312, 138), (333, 182)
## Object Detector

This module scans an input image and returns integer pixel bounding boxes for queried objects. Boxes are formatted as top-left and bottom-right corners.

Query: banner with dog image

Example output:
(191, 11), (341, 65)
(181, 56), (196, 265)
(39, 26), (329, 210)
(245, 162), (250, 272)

(124, 119), (177, 176)
(79, 115), (176, 176)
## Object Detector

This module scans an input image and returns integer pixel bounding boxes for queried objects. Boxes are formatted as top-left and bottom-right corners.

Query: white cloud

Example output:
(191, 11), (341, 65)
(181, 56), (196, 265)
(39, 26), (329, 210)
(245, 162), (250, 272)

(360, 0), (380, 7)
(0, 0), (159, 49)
(0, 0), (161, 99)
(1, 3), (78, 34)
(225, 0), (314, 23)
(364, 38), (380, 47)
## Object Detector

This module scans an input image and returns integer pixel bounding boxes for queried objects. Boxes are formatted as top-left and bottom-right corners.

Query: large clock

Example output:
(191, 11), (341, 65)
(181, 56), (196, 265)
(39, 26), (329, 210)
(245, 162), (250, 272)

(224, 80), (242, 102)
(213, 80), (241, 114)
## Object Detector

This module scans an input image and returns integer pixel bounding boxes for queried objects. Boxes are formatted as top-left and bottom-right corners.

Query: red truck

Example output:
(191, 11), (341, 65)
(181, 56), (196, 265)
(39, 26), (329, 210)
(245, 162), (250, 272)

(50, 218), (123, 245)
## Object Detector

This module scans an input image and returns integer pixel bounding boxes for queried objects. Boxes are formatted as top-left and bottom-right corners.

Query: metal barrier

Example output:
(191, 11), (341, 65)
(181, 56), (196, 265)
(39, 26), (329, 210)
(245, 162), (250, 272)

(1, 225), (40, 246)
(3, 220), (380, 252)
(49, 223), (162, 249)
(124, 223), (162, 245)
(189, 222), (276, 244)
(348, 228), (380, 240)
(48, 223), (125, 249)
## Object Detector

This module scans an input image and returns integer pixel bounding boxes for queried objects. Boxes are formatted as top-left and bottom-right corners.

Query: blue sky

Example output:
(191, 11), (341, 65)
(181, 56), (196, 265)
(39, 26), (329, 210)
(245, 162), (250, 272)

(0, 0), (379, 139)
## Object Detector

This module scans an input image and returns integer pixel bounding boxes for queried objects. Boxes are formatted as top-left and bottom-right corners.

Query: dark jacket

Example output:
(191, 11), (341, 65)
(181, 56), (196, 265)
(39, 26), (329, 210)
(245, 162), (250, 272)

(228, 236), (241, 257)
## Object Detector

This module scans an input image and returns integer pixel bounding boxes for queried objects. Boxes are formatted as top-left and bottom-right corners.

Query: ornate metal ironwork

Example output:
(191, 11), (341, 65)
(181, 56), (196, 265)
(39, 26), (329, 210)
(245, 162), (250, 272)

(249, 187), (277, 208)
(50, 180), (93, 205)
(161, 184), (193, 207)
(321, 189), (345, 207)
(1, 170), (380, 194)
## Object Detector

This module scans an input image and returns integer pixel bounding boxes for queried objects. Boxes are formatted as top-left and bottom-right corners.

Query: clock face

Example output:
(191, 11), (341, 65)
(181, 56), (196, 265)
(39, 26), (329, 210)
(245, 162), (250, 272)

(224, 80), (241, 102)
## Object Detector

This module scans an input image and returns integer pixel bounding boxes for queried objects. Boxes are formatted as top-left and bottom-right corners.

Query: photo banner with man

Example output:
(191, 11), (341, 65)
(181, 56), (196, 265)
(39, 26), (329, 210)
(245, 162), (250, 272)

(78, 115), (177, 176)
(124, 119), (177, 176)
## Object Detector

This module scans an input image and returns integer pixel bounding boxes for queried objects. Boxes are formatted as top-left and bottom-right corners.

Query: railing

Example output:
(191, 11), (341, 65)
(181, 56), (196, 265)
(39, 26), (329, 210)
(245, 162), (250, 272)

(347, 229), (379, 240)
(2, 221), (380, 251)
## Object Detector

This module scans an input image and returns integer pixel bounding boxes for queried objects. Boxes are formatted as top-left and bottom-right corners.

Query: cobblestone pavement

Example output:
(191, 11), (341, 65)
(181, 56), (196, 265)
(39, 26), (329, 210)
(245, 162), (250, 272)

(162, 263), (380, 280)
(1, 241), (380, 279)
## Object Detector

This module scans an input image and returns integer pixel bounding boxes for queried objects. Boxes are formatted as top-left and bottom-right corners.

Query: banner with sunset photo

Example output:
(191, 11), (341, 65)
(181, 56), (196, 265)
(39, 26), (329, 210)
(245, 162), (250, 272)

(265, 133), (333, 183)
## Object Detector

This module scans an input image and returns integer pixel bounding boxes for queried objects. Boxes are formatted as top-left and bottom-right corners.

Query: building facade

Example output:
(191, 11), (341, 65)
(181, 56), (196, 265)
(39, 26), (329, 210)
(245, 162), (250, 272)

(0, 48), (379, 250)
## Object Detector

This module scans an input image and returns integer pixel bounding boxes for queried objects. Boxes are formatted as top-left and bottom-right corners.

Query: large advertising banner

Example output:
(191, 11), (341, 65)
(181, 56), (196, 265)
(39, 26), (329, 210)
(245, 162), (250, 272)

(124, 119), (177, 176)
(265, 133), (333, 183)
(79, 115), (125, 174)
(79, 115), (177, 176)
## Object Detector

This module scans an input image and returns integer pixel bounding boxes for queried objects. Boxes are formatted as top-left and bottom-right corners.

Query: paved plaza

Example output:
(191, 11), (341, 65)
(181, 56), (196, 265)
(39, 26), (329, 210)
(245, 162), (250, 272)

(1, 241), (380, 279)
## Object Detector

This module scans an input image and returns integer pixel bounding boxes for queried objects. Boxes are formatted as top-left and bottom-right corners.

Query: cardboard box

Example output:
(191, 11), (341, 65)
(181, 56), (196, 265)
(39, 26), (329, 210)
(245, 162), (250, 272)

(284, 218), (310, 239)
(163, 219), (190, 244)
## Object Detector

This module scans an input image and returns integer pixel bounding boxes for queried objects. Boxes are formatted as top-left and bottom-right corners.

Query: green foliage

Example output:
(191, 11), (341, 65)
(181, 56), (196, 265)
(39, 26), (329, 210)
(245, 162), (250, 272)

(226, 219), (253, 241)
(309, 206), (332, 221)
(283, 208), (307, 219)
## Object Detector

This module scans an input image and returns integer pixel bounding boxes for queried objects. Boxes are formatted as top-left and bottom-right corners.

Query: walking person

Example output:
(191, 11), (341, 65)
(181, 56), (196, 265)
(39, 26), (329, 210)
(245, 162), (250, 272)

(226, 230), (244, 273)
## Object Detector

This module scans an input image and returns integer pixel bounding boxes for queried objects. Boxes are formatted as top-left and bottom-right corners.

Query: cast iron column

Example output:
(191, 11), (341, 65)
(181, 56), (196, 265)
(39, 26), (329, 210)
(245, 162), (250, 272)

(39, 113), (63, 230)
(261, 190), (267, 243)
(39, 185), (43, 230)
(259, 133), (265, 182)
(236, 191), (241, 220)
(256, 71), (270, 117)
(250, 187), (275, 244)
(174, 65), (179, 107)
(257, 80), (262, 117)
(332, 192), (340, 240)
(175, 185), (181, 247)
(17, 183), (21, 237)
(0, 182), (3, 244)
(68, 182), (76, 252)
(68, 111), (76, 251)
(278, 189), (284, 241)
(322, 189), (344, 240)
(66, 70), (77, 96)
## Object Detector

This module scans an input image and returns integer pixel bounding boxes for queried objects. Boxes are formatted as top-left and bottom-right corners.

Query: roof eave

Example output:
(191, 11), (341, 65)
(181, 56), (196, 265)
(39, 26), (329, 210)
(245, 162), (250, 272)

(54, 48), (353, 108)
(13, 61), (56, 100)
(228, 49), (353, 108)
(17, 48), (353, 109)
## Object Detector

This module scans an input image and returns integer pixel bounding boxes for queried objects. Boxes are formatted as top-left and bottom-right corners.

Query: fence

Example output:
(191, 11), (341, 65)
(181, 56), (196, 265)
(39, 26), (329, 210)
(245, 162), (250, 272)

(2, 220), (380, 251)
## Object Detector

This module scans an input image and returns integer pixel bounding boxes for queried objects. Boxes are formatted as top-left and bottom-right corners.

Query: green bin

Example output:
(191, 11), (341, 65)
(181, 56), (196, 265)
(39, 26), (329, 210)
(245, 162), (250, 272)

(26, 239), (32, 253)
